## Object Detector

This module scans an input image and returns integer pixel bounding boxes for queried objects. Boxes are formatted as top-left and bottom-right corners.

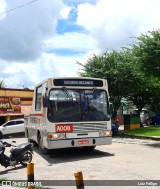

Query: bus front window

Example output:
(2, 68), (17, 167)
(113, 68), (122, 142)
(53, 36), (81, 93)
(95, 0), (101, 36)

(81, 90), (110, 121)
(47, 89), (110, 122)
(48, 89), (81, 122)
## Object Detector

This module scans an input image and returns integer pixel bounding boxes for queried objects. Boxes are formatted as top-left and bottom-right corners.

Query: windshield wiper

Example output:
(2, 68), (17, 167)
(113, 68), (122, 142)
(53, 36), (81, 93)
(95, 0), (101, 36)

(62, 88), (73, 100)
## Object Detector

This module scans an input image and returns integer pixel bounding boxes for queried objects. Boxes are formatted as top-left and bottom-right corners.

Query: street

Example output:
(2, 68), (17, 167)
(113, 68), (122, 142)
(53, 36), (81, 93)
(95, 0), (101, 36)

(0, 136), (160, 189)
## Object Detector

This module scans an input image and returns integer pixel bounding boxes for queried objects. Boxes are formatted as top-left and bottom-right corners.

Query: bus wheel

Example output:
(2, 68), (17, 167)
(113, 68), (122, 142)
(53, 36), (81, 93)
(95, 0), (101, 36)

(0, 132), (3, 139)
(83, 146), (96, 151)
(26, 130), (37, 146)
(38, 133), (49, 154)
(26, 129), (31, 143)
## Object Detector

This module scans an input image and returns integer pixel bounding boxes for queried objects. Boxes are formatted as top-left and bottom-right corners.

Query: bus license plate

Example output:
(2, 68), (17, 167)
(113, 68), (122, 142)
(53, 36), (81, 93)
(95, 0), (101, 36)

(78, 140), (89, 145)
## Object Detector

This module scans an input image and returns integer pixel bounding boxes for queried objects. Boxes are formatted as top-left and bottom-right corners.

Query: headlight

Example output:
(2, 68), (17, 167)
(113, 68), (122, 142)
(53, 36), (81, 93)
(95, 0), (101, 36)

(48, 133), (65, 139)
(99, 130), (112, 137)
(105, 131), (112, 136)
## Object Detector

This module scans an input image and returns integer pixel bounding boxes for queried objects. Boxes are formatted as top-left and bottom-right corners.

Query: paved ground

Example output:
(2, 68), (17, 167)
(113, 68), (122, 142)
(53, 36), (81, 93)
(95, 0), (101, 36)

(1, 136), (160, 189)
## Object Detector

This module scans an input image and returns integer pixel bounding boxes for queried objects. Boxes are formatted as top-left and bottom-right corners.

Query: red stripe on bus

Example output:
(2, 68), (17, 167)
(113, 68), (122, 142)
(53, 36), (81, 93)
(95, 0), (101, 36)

(30, 114), (45, 117)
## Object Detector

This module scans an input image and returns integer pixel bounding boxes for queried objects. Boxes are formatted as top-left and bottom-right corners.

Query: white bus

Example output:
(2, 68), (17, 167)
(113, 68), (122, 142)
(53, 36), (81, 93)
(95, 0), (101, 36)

(25, 77), (112, 154)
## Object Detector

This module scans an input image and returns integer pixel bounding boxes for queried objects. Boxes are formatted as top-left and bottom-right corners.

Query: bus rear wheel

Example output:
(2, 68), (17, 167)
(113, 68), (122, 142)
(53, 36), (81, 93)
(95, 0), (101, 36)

(38, 133), (49, 154)
(0, 132), (3, 139)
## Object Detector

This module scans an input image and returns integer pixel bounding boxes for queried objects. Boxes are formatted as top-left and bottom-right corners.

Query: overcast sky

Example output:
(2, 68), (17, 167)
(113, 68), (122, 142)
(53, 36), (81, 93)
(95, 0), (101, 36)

(0, 0), (160, 89)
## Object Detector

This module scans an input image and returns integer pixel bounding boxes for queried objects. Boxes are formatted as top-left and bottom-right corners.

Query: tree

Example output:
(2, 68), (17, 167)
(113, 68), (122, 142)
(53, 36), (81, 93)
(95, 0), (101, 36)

(78, 29), (160, 118)
(131, 29), (160, 76)
(78, 50), (145, 118)
(130, 29), (160, 112)
(143, 76), (160, 113)
(0, 80), (6, 88)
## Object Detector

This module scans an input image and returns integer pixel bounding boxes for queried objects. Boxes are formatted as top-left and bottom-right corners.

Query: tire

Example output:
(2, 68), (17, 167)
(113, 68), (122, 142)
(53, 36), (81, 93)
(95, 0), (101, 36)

(140, 122), (143, 127)
(38, 133), (49, 154)
(27, 130), (36, 145)
(0, 132), (3, 139)
(26, 129), (31, 143)
(83, 146), (96, 151)
(146, 119), (151, 126)
(20, 151), (32, 166)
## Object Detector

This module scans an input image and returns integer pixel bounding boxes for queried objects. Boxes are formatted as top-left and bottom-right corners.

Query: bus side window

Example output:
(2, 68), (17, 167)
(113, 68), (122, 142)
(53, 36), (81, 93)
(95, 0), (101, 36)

(35, 85), (42, 111)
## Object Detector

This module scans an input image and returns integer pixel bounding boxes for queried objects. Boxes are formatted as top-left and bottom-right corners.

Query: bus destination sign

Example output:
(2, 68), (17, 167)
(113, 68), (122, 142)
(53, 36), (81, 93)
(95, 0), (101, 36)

(53, 79), (103, 87)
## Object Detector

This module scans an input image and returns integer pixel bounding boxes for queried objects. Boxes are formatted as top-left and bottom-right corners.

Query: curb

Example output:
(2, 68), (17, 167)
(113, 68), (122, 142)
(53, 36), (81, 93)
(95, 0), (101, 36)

(117, 132), (160, 141)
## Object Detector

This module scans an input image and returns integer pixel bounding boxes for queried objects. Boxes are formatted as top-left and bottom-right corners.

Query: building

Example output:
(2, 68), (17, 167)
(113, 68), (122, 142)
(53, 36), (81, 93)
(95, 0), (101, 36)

(0, 88), (34, 125)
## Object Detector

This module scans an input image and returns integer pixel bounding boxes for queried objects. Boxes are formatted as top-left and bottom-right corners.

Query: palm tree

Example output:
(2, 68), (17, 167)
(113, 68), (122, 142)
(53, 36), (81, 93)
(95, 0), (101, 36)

(0, 80), (7, 88)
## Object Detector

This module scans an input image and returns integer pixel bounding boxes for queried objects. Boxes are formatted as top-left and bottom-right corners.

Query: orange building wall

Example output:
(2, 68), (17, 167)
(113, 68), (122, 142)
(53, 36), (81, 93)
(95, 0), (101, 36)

(0, 88), (34, 124)
(0, 88), (34, 105)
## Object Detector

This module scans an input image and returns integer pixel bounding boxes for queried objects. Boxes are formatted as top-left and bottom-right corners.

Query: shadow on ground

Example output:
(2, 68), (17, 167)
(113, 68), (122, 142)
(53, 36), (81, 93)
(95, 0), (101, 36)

(1, 133), (25, 139)
(144, 143), (160, 148)
(0, 165), (25, 175)
(33, 146), (114, 165)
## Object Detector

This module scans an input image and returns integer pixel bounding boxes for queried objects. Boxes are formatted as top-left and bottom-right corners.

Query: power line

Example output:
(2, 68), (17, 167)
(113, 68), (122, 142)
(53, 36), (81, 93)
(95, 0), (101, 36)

(0, 0), (38, 15)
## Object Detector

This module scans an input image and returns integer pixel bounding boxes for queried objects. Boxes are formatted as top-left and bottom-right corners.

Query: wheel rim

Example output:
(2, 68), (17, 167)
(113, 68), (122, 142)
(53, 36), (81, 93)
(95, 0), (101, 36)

(21, 152), (32, 164)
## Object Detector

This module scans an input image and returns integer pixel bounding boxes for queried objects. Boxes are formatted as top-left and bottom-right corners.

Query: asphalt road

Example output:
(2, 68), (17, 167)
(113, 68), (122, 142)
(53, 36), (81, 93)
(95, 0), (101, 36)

(1, 136), (160, 189)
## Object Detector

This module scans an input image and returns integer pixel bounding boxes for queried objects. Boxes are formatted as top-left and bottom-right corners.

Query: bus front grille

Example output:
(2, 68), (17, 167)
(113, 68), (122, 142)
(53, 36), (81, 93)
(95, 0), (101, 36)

(73, 122), (107, 132)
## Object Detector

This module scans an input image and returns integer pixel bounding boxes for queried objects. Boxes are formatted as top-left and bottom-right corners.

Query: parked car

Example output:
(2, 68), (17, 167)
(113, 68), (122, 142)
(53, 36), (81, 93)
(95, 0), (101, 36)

(0, 119), (24, 139)
(132, 109), (156, 126)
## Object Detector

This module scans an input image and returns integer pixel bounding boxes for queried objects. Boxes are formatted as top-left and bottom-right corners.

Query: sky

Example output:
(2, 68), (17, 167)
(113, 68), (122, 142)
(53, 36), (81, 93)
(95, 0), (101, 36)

(0, 0), (160, 89)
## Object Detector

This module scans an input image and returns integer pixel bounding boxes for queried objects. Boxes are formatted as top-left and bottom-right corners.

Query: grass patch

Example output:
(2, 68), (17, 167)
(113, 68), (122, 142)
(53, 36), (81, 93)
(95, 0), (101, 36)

(124, 125), (160, 137)
(0, 177), (7, 185)
(0, 177), (7, 182)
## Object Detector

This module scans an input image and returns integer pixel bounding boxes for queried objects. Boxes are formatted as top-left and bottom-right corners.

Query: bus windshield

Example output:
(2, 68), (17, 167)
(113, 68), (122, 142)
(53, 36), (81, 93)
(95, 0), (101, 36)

(47, 89), (110, 122)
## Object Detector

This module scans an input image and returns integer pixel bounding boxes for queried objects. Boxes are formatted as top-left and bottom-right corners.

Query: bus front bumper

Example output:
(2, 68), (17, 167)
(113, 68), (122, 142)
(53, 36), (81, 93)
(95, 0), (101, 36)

(47, 137), (112, 149)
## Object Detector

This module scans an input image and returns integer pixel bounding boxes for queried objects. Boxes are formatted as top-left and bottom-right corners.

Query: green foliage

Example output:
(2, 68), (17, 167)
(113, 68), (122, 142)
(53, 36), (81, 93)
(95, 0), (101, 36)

(77, 49), (147, 117)
(125, 126), (160, 137)
(146, 92), (160, 113)
(131, 29), (160, 111)
(0, 177), (7, 184)
(132, 29), (160, 77)
(78, 29), (160, 116)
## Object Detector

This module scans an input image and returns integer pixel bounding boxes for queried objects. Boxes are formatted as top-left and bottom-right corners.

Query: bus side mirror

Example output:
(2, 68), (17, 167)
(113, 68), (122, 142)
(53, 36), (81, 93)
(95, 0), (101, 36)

(43, 94), (48, 108)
